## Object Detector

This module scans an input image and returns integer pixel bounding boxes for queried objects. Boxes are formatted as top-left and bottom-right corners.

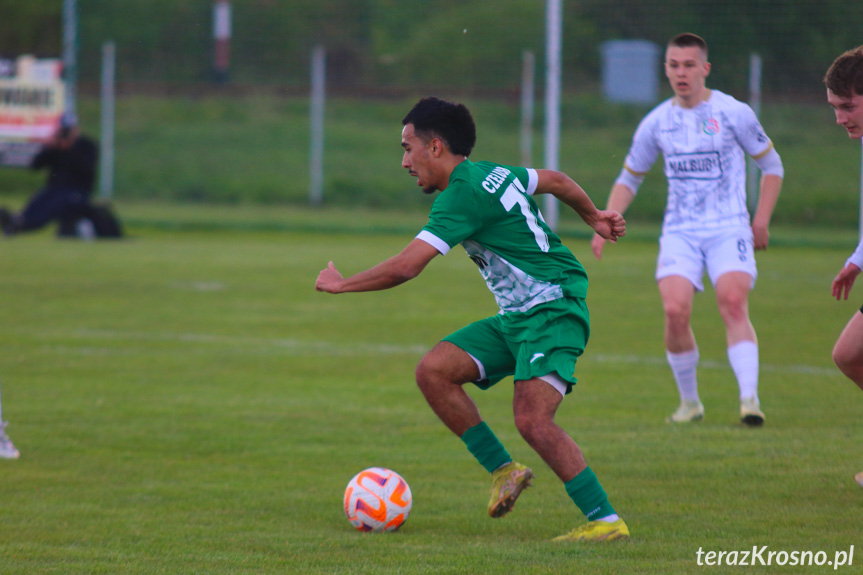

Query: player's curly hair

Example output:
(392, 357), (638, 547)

(402, 97), (476, 157)
(824, 46), (863, 99)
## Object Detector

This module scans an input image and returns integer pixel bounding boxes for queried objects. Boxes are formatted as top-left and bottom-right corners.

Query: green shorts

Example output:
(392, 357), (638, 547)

(443, 297), (590, 395)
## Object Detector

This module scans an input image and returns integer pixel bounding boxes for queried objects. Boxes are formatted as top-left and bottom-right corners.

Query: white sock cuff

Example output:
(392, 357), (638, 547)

(666, 347), (699, 366)
(727, 340), (758, 357)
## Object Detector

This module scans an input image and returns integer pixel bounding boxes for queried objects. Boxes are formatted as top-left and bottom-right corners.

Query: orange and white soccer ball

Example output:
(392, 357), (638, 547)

(344, 467), (412, 532)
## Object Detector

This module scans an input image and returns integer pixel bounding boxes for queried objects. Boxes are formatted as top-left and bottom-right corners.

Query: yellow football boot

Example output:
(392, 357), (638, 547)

(553, 518), (630, 542)
(487, 461), (533, 518)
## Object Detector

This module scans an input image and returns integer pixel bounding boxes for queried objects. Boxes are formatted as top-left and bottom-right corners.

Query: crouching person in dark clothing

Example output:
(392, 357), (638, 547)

(0, 112), (99, 237)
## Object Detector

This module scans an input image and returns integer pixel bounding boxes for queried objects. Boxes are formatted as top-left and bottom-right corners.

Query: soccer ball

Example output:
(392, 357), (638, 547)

(344, 467), (412, 532)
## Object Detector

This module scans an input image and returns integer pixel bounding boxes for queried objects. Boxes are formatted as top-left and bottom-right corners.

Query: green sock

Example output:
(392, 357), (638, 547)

(564, 467), (616, 521)
(460, 421), (511, 474)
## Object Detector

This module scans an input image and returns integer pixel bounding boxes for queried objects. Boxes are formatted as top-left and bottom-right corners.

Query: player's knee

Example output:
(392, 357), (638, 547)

(717, 293), (747, 320)
(415, 351), (457, 393)
(832, 344), (861, 380)
(513, 414), (541, 444)
(831, 348), (863, 390)
(663, 300), (691, 326)
(513, 409), (554, 446)
(414, 356), (439, 392)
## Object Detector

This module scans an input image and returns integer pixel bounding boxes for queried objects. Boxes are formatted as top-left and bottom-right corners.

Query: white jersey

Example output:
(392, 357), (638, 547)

(620, 89), (774, 232)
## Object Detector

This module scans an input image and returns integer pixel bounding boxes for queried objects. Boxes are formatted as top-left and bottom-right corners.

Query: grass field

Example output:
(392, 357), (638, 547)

(0, 206), (860, 574)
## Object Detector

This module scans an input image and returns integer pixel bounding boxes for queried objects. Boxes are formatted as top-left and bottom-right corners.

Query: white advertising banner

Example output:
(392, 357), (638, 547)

(0, 56), (66, 167)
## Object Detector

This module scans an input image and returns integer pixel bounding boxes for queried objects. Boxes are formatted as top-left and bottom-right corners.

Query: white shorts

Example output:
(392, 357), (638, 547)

(656, 226), (757, 292)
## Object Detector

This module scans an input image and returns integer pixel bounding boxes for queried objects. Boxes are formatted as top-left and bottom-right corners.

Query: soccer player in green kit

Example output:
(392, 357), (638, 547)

(316, 97), (629, 541)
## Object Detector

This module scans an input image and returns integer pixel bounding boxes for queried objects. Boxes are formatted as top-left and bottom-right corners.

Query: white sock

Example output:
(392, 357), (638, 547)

(728, 340), (759, 400)
(595, 513), (620, 523)
(667, 347), (700, 402)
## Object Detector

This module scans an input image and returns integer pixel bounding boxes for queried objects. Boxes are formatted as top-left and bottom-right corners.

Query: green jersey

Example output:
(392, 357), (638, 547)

(417, 160), (588, 314)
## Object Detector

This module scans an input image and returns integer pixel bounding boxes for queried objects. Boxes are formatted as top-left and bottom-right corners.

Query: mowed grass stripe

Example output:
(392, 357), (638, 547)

(5, 325), (845, 376)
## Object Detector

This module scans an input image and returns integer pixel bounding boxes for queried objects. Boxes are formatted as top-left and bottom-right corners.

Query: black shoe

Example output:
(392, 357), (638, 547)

(0, 208), (14, 235)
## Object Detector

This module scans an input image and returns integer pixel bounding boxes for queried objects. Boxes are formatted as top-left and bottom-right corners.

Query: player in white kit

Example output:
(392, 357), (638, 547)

(824, 45), (863, 487)
(592, 33), (784, 426)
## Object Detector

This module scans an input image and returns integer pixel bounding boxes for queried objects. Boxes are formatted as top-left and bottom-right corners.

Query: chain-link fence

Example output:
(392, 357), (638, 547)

(62, 1), (858, 98)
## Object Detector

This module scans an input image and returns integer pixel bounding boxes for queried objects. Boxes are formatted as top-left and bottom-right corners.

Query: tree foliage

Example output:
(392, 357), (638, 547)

(0, 0), (857, 97)
(0, 0), (62, 57)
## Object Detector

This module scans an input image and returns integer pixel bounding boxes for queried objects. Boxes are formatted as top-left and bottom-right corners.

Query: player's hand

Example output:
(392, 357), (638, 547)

(752, 222), (770, 251)
(593, 210), (626, 240)
(315, 261), (344, 293)
(832, 263), (861, 301)
(590, 210), (625, 258)
(591, 233), (606, 260)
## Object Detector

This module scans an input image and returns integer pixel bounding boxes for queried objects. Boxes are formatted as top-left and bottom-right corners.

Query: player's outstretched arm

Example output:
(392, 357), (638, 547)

(533, 169), (625, 244)
(315, 238), (440, 294)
